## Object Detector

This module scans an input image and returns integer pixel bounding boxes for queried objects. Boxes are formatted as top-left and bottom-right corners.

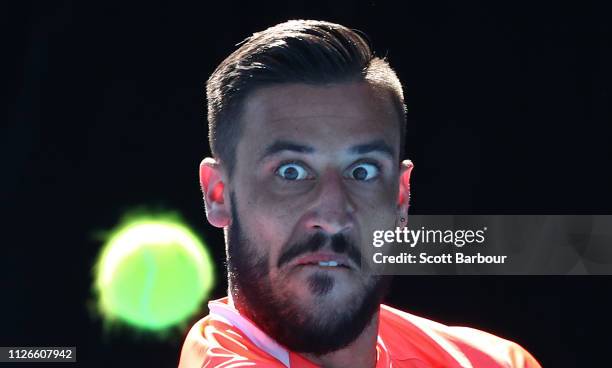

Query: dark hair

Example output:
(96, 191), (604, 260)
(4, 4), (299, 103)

(206, 19), (406, 176)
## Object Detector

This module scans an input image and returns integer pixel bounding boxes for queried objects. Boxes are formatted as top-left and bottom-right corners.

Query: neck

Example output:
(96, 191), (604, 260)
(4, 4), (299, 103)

(301, 311), (380, 368)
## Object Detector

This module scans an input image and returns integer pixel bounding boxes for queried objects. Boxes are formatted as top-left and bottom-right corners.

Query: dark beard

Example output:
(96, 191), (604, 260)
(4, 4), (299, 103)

(226, 192), (391, 355)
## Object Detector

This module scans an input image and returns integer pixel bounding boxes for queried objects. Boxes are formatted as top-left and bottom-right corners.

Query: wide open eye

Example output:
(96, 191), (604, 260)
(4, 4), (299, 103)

(276, 162), (310, 181)
(347, 162), (380, 181)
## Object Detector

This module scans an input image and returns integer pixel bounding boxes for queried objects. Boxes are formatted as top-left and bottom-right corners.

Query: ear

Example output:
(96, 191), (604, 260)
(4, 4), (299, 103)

(397, 159), (414, 225)
(199, 157), (231, 228)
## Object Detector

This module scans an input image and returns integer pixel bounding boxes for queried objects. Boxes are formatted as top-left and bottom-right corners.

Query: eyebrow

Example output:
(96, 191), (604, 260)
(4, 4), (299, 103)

(349, 139), (395, 159)
(261, 140), (315, 160)
(260, 139), (395, 161)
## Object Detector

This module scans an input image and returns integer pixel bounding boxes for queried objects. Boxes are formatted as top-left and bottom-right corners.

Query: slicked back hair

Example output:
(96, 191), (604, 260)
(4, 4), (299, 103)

(206, 19), (406, 177)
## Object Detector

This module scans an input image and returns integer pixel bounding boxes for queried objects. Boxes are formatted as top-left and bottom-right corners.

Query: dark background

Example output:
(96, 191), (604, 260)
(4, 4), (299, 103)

(3, 1), (611, 367)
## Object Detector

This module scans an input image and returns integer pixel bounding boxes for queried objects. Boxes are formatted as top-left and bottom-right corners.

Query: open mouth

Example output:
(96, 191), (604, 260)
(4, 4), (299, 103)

(297, 261), (351, 269)
(287, 250), (355, 271)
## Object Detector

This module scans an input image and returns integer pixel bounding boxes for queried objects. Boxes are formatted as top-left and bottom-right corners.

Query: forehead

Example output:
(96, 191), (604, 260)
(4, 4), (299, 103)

(238, 82), (400, 156)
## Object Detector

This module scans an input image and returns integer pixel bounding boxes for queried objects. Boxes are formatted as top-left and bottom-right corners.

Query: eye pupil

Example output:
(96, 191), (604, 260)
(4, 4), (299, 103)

(353, 167), (368, 180)
(283, 166), (299, 180)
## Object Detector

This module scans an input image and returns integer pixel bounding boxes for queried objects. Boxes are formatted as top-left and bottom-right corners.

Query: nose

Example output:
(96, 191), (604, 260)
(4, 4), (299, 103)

(304, 169), (355, 235)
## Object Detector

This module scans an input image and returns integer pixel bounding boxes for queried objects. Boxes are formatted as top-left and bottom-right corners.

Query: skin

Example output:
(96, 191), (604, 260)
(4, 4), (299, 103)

(200, 82), (413, 368)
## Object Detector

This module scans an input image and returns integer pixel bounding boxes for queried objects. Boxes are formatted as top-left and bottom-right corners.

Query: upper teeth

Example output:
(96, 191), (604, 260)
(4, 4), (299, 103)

(318, 261), (339, 267)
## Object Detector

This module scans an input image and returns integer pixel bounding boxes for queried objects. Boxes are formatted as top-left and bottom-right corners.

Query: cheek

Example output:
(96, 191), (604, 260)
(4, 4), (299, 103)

(237, 188), (301, 261)
(351, 182), (398, 214)
(352, 186), (399, 235)
(249, 177), (315, 222)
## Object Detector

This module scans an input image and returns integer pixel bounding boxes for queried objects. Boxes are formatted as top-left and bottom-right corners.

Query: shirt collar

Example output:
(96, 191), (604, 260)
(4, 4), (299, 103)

(208, 297), (291, 367)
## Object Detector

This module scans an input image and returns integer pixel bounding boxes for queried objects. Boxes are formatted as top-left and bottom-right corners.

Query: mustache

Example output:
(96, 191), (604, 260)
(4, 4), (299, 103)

(277, 232), (362, 269)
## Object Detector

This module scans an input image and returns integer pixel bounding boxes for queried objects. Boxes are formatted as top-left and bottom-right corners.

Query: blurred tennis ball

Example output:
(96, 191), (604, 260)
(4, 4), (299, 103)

(94, 216), (215, 331)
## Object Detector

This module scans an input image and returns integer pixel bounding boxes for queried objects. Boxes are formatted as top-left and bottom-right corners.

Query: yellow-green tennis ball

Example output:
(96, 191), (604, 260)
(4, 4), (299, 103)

(94, 219), (215, 330)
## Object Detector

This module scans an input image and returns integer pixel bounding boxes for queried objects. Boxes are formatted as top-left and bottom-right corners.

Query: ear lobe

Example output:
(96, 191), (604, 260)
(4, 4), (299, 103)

(398, 159), (414, 216)
(199, 158), (231, 228)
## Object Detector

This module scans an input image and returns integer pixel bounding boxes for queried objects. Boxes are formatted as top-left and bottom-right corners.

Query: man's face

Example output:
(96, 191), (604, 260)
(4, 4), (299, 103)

(204, 82), (411, 353)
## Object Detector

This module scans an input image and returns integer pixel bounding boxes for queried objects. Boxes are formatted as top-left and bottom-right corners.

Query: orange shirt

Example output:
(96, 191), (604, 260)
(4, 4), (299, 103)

(179, 298), (541, 368)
